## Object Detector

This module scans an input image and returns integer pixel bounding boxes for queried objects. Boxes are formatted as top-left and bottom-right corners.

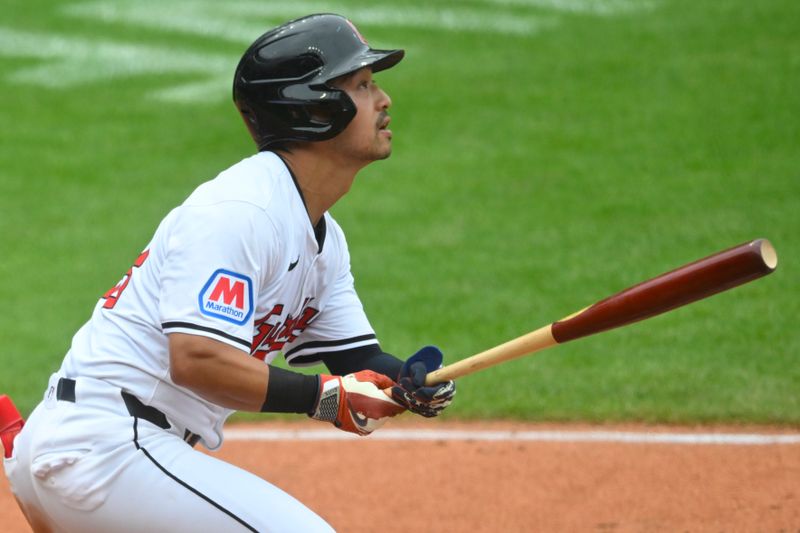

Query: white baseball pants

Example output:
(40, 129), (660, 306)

(3, 374), (334, 532)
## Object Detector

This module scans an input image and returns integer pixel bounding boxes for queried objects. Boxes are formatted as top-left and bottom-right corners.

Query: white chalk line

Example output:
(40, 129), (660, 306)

(476, 0), (657, 15)
(224, 428), (800, 445)
(0, 27), (230, 87)
(64, 0), (555, 39)
(1, 0), (659, 103)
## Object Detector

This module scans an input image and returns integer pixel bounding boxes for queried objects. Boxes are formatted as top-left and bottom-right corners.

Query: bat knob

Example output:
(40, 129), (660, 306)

(757, 239), (778, 270)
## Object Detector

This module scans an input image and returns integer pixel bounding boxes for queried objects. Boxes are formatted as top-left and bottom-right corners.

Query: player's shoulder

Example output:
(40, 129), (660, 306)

(158, 152), (291, 246)
(183, 151), (292, 213)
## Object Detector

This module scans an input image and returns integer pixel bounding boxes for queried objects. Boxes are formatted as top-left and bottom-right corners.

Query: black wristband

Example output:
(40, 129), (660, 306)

(260, 366), (320, 414)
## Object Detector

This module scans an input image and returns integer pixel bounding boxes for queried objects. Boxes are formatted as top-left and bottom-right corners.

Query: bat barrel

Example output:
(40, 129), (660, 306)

(550, 238), (778, 344)
(426, 238), (777, 385)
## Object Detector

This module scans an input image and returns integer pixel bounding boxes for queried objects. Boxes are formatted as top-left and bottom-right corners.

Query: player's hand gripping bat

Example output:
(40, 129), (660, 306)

(424, 239), (778, 385)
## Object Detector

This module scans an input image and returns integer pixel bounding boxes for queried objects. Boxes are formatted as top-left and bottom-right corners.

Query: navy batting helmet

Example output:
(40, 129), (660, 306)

(233, 14), (404, 150)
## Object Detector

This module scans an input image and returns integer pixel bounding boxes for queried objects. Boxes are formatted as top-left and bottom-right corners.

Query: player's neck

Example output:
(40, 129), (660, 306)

(276, 148), (361, 226)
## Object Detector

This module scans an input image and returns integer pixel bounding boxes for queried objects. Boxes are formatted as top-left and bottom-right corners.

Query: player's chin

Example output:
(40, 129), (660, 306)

(379, 144), (393, 159)
(375, 134), (393, 159)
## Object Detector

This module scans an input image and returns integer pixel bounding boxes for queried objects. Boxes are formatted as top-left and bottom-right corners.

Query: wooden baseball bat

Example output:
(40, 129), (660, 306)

(425, 238), (778, 385)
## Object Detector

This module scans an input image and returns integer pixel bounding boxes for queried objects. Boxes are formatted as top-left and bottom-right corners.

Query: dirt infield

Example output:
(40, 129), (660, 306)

(2, 421), (799, 532)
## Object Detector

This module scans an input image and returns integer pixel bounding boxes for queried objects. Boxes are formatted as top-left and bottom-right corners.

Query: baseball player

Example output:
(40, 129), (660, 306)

(3, 14), (455, 532)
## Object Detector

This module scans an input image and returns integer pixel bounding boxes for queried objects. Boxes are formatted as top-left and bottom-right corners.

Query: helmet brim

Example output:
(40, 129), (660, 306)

(364, 48), (405, 73)
(326, 48), (404, 81)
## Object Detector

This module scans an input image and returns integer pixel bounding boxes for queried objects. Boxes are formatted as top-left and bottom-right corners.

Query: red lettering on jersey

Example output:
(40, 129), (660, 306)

(209, 277), (245, 309)
(250, 299), (319, 359)
(102, 249), (150, 309)
(287, 306), (318, 342)
(252, 349), (270, 361)
(251, 304), (284, 357)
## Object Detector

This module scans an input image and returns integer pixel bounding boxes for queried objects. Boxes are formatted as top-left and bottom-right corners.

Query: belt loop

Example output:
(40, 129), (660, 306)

(184, 430), (201, 447)
(56, 378), (76, 403)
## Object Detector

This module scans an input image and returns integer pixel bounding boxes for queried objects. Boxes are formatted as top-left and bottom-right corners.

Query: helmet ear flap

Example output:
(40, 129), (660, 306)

(288, 86), (357, 138)
(241, 93), (356, 150)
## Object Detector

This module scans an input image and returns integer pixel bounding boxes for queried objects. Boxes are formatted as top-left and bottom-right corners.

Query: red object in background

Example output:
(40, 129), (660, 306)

(0, 395), (24, 459)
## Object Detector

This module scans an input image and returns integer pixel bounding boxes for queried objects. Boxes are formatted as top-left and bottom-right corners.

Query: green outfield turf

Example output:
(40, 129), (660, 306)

(1, 0), (797, 424)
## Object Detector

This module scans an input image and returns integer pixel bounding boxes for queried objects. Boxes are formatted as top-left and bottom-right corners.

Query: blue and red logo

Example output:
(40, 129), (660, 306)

(199, 269), (253, 325)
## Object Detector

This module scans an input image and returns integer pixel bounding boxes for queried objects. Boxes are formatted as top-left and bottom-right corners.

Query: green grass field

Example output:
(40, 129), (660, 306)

(1, 0), (798, 424)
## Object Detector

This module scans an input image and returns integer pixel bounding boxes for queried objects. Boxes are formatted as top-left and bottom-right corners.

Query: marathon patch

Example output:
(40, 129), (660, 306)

(199, 269), (253, 325)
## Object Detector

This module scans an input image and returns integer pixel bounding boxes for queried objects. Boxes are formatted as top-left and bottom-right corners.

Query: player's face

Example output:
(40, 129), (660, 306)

(329, 68), (394, 163)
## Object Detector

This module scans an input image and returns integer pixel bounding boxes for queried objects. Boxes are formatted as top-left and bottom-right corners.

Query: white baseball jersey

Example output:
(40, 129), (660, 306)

(59, 151), (378, 449)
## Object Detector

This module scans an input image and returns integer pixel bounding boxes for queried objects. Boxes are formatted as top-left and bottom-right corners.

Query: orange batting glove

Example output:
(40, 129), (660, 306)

(309, 370), (405, 436)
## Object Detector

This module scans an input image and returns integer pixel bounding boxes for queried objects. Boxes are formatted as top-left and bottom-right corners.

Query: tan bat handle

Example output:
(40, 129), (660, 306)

(425, 325), (556, 385)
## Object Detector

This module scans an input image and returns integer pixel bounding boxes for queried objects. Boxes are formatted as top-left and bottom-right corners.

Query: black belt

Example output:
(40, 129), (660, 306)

(57, 378), (201, 447)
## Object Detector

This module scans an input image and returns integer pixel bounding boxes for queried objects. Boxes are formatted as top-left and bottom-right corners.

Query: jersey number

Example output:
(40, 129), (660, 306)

(102, 250), (150, 309)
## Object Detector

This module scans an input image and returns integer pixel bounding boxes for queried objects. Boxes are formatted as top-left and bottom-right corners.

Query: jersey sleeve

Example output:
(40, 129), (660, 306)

(159, 202), (278, 352)
(282, 222), (377, 367)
